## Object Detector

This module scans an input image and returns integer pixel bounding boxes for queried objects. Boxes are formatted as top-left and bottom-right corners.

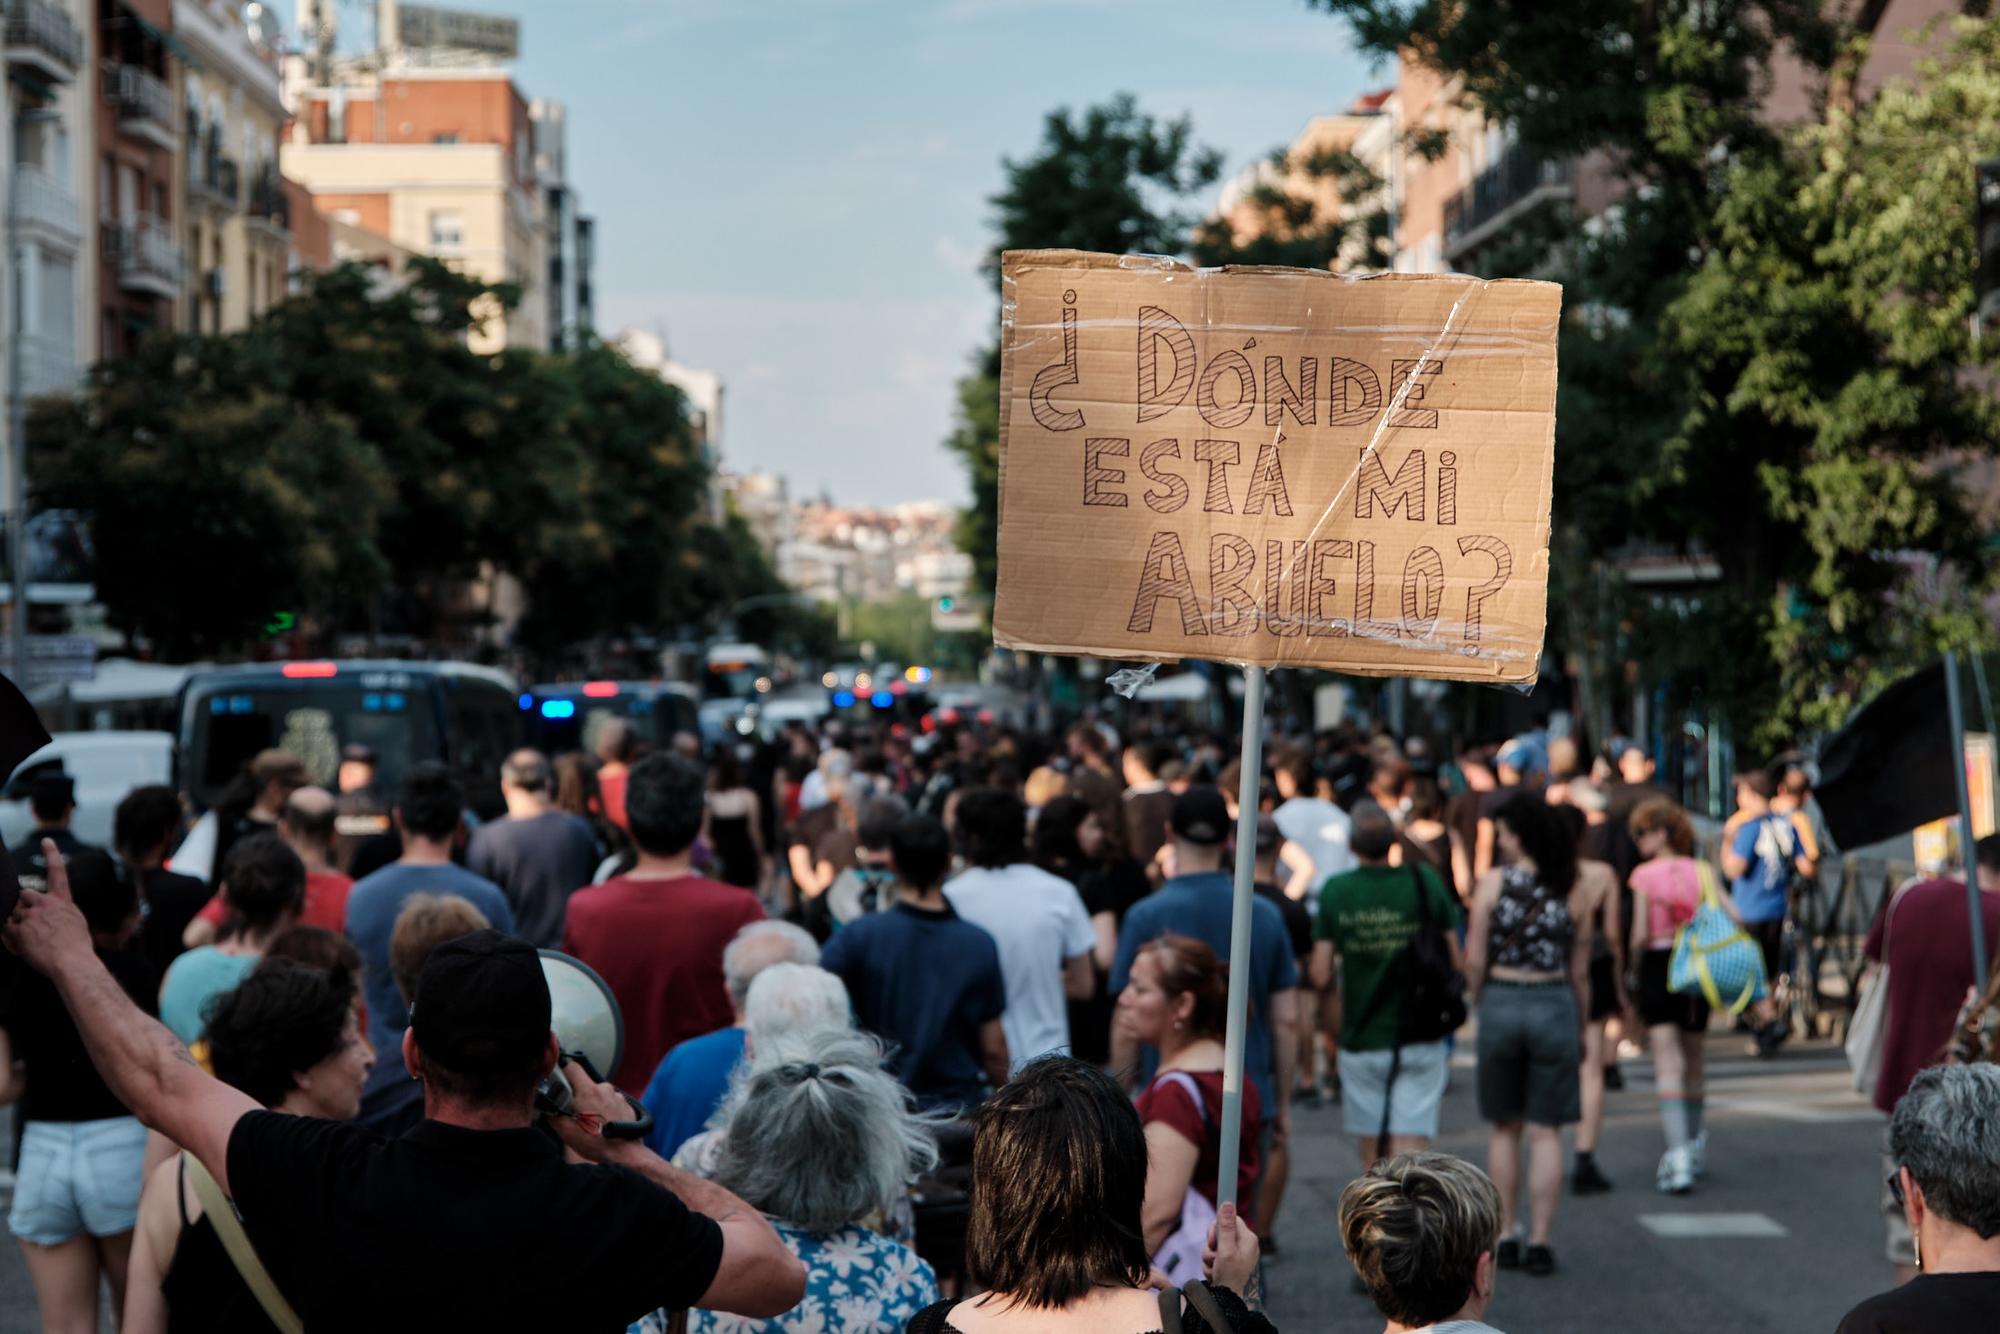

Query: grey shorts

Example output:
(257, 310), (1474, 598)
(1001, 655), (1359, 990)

(1338, 1041), (1449, 1140)
(1476, 981), (1582, 1126)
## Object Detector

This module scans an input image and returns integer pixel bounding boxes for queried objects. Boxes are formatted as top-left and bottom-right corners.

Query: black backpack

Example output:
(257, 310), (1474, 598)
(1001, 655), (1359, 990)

(1399, 861), (1469, 1045)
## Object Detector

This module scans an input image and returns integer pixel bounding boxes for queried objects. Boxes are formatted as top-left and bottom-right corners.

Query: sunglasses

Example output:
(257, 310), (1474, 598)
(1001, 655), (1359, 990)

(1886, 1168), (1906, 1209)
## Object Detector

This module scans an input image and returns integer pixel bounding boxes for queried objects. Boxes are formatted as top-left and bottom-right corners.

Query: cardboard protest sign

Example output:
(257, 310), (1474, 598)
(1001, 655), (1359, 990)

(993, 250), (1561, 683)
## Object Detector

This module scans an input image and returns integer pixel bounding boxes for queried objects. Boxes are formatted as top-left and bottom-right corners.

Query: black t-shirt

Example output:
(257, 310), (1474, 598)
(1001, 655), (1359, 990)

(225, 1111), (726, 1331)
(8, 828), (89, 890)
(1079, 859), (1151, 926)
(1254, 879), (1314, 962)
(138, 867), (215, 980)
(1835, 1272), (2000, 1334)
(0, 946), (155, 1122)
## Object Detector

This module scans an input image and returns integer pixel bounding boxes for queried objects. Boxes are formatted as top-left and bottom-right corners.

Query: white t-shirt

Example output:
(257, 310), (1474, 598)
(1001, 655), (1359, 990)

(944, 863), (1096, 1070)
(1274, 796), (1355, 908)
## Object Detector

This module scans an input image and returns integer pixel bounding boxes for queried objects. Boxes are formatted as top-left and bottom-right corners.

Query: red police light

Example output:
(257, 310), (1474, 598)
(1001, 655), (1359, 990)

(582, 681), (619, 698)
(281, 661), (338, 679)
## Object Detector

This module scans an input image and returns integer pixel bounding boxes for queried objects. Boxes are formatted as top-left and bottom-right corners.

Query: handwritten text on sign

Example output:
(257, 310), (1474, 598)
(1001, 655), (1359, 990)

(992, 251), (1561, 682)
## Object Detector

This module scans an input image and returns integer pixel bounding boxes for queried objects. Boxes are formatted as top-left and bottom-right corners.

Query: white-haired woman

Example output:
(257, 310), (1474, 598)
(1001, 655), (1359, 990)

(631, 1028), (941, 1334)
(1836, 1064), (2000, 1334)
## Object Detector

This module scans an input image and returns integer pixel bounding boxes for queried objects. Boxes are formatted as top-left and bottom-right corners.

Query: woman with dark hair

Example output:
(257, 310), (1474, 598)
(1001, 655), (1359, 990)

(1400, 774), (1454, 879)
(1038, 792), (1142, 1068)
(707, 746), (767, 893)
(1118, 935), (1262, 1276)
(907, 1057), (1274, 1333)
(124, 957), (373, 1332)
(1464, 793), (1592, 1277)
(553, 751), (621, 858)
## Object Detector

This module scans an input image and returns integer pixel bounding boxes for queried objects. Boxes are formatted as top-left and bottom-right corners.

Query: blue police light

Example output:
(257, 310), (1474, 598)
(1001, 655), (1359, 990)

(540, 699), (577, 720)
(832, 690), (857, 709)
(870, 691), (894, 709)
(519, 693), (534, 710)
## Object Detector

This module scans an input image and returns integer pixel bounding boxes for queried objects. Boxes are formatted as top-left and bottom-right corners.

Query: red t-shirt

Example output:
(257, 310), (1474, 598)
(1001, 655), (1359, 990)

(197, 869), (355, 935)
(598, 769), (630, 835)
(1134, 1068), (1262, 1225)
(561, 873), (765, 1091)
(1866, 878), (2000, 1113)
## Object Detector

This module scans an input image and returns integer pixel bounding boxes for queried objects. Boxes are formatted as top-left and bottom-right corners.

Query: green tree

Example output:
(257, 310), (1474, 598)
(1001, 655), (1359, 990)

(947, 95), (1224, 594)
(1309, 1), (2000, 746)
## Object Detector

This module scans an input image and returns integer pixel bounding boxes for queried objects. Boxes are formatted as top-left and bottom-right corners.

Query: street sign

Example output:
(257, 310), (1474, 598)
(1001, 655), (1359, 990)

(932, 594), (988, 633)
(23, 634), (95, 685)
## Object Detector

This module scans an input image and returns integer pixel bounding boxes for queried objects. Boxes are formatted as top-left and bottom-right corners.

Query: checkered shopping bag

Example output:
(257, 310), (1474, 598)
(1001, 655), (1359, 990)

(1668, 862), (1769, 1014)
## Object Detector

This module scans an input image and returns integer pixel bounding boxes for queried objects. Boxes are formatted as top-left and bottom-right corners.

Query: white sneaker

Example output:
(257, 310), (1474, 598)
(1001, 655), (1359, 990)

(1656, 1146), (1694, 1195)
(1689, 1133), (1708, 1180)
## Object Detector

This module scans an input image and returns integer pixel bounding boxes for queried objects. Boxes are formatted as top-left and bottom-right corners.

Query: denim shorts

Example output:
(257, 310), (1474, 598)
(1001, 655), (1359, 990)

(1476, 981), (1582, 1127)
(7, 1117), (149, 1245)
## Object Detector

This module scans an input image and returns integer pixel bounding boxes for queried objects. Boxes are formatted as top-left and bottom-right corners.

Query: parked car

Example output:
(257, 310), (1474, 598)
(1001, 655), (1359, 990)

(0, 731), (176, 851)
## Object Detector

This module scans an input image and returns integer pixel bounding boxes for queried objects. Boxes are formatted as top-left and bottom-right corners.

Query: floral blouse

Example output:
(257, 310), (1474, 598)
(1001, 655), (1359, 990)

(630, 1220), (938, 1334)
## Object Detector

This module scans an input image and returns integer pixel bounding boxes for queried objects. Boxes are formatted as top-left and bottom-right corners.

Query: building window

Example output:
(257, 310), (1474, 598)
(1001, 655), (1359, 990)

(429, 210), (464, 253)
(433, 132), (460, 145)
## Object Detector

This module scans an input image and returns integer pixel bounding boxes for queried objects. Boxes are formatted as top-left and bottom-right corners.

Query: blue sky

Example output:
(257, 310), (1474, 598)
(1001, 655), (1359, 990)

(399, 0), (1381, 504)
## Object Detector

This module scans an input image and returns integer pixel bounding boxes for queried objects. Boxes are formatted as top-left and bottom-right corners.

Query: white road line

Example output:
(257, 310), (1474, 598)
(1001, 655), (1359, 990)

(1705, 1096), (1879, 1124)
(1638, 1212), (1790, 1238)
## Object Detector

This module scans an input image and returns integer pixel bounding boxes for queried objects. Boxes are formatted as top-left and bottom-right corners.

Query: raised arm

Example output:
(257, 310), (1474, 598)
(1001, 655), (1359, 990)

(555, 1060), (805, 1318)
(2, 843), (259, 1194)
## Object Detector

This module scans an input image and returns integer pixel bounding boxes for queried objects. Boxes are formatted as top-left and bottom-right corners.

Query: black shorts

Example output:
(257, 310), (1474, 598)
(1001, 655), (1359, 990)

(1638, 948), (1710, 1033)
(1587, 953), (1621, 1022)
(1746, 917), (1785, 983)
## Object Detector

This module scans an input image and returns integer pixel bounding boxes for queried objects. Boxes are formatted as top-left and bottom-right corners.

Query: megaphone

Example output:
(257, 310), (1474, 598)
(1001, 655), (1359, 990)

(534, 950), (652, 1140)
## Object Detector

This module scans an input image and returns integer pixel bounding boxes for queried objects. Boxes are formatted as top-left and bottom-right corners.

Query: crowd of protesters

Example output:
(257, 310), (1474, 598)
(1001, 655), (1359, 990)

(0, 698), (1994, 1333)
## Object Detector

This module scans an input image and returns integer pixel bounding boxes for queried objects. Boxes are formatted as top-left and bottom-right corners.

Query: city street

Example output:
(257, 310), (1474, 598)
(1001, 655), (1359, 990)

(1265, 1035), (1889, 1334)
(0, 1034), (1892, 1332)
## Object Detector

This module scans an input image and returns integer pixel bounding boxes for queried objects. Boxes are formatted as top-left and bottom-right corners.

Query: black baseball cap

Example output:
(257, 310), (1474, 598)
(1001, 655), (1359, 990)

(1171, 786), (1231, 846)
(410, 930), (551, 1074)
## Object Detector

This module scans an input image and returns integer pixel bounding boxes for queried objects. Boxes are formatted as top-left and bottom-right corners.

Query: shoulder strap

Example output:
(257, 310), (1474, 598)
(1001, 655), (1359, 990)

(182, 1152), (305, 1334)
(1181, 1280), (1236, 1332)
(1153, 1069), (1213, 1133)
(1158, 1284), (1185, 1334)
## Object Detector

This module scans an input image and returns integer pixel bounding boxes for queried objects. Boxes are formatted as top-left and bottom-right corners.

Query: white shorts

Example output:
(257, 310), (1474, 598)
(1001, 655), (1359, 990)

(1339, 1042), (1449, 1140)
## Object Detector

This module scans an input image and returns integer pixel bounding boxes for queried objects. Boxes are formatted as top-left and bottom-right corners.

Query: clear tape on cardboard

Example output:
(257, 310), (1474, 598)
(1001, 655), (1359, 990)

(994, 251), (1558, 692)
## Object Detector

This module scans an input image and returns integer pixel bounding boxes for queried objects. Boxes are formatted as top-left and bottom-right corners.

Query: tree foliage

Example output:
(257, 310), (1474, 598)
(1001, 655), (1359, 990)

(945, 96), (1224, 596)
(1310, 1), (2000, 746)
(32, 260), (785, 663)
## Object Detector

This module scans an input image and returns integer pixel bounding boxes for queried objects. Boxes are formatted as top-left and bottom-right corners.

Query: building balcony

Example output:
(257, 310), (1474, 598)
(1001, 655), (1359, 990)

(17, 334), (80, 399)
(4, 0), (83, 84)
(188, 154), (240, 209)
(9, 165), (81, 249)
(109, 216), (183, 298)
(246, 170), (289, 236)
(112, 65), (176, 153)
(1442, 148), (1574, 262)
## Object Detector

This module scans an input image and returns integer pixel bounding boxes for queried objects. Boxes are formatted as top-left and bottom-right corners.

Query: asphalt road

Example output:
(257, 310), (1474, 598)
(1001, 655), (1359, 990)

(0, 1036), (1893, 1333)
(1262, 1035), (1892, 1334)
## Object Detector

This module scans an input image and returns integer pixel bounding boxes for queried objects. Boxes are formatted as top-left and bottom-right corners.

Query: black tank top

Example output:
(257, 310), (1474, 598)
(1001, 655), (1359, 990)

(160, 1157), (284, 1334)
(1488, 864), (1574, 974)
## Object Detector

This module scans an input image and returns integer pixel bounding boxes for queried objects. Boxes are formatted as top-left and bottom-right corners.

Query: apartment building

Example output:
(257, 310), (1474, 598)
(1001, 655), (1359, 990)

(6, 0), (93, 401)
(531, 98), (592, 350)
(280, 67), (550, 352)
(94, 0), (182, 357)
(175, 0), (289, 332)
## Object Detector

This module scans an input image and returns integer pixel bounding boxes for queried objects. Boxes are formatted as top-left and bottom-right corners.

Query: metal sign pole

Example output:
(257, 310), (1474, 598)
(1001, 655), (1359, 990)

(1215, 666), (1266, 1212)
(1945, 650), (1991, 988)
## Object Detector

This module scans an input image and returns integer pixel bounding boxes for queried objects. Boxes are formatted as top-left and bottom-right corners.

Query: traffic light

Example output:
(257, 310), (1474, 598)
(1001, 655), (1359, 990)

(937, 596), (955, 613)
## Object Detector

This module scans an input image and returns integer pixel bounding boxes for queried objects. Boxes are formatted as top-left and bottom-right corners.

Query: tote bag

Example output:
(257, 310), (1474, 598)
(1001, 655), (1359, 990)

(1148, 1072), (1220, 1285)
(1669, 863), (1768, 1014)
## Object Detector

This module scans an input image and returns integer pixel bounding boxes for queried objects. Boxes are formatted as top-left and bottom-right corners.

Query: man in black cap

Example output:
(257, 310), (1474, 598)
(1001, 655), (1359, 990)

(1108, 785), (1299, 1171)
(9, 773), (92, 891)
(0, 849), (806, 1331)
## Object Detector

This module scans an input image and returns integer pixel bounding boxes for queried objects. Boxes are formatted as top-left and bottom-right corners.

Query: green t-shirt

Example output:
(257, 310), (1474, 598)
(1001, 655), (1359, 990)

(1312, 863), (1462, 1052)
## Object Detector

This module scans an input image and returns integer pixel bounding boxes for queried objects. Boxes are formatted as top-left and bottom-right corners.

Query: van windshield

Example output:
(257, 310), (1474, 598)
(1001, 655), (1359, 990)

(184, 681), (440, 807)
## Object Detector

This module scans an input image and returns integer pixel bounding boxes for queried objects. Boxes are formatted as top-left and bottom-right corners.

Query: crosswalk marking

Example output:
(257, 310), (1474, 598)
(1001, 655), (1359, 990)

(1638, 1212), (1790, 1238)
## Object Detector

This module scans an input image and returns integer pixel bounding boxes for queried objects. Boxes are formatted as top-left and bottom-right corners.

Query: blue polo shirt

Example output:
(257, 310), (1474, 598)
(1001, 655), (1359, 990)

(820, 900), (1006, 1112)
(1111, 872), (1299, 1114)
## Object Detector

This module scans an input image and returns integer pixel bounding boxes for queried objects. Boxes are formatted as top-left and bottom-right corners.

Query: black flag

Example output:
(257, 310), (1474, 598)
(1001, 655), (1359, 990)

(1815, 661), (1955, 851)
(0, 670), (50, 921)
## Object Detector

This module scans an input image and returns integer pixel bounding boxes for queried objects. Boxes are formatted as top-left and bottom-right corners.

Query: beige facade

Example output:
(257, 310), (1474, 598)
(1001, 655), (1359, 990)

(175, 0), (290, 333)
(5, 0), (95, 405)
(279, 69), (548, 353)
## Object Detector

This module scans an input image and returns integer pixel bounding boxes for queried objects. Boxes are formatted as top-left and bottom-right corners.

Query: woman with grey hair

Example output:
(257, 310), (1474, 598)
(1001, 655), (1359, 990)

(632, 1028), (941, 1334)
(1835, 1064), (2000, 1333)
